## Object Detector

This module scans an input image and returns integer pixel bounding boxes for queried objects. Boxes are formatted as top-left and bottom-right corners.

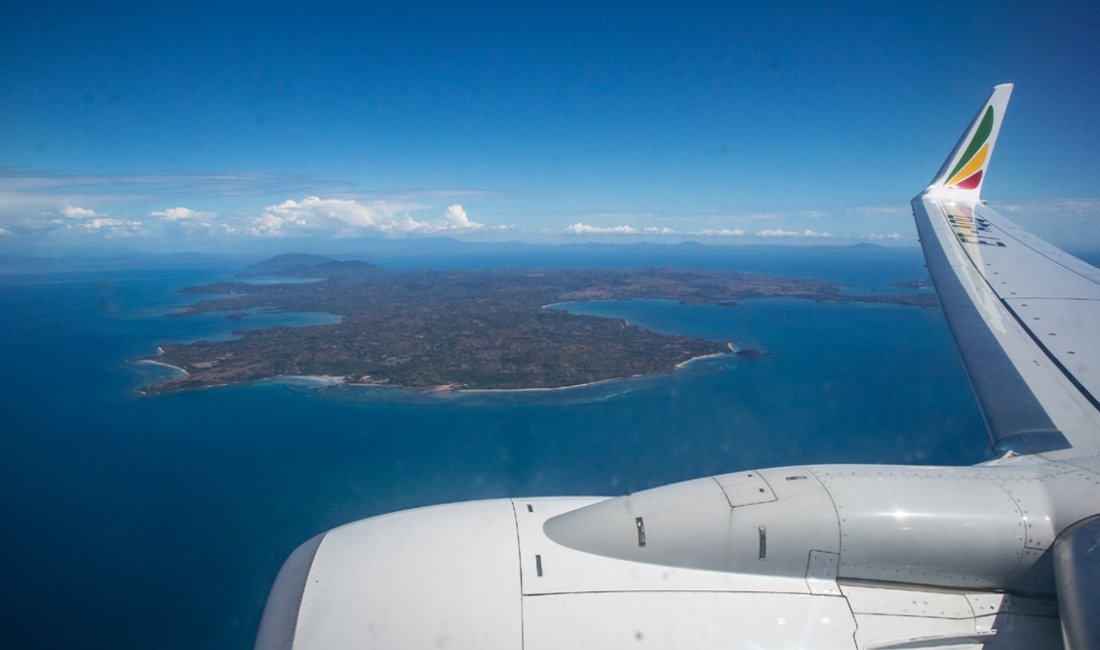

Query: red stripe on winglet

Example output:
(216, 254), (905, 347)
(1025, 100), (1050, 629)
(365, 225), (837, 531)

(953, 170), (983, 190)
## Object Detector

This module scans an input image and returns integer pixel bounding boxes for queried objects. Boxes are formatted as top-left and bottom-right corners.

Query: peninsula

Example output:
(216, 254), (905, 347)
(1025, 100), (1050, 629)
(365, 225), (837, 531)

(141, 256), (935, 394)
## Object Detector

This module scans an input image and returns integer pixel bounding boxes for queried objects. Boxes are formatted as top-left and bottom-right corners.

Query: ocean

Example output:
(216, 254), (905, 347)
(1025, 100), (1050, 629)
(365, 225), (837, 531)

(0, 247), (989, 649)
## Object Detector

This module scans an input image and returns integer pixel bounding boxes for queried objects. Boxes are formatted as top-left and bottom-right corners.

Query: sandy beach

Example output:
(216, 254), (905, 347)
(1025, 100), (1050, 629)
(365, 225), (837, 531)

(135, 358), (189, 376)
(674, 350), (731, 370)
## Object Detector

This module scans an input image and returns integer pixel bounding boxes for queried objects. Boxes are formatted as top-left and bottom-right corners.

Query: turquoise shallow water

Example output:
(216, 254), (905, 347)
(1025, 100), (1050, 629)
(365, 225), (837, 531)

(0, 256), (987, 649)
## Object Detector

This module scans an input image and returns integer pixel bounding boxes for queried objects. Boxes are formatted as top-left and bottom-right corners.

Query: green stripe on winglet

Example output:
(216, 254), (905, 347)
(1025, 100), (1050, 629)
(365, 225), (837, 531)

(948, 107), (994, 180)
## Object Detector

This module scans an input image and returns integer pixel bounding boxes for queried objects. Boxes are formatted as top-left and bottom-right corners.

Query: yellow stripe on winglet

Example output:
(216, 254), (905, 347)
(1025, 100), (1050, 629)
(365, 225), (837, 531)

(946, 143), (989, 187)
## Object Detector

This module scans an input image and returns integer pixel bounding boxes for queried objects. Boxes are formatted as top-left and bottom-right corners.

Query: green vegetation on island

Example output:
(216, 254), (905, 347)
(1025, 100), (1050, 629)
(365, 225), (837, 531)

(140, 255), (936, 394)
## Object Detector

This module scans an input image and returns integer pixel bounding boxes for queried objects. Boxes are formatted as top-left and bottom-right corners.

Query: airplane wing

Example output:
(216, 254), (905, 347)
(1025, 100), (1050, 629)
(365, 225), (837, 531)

(912, 84), (1100, 455)
(913, 85), (1100, 650)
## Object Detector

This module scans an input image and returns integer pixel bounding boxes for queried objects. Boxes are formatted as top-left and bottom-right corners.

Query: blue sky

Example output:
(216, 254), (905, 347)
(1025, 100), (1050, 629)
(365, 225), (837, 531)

(2, 0), (1099, 253)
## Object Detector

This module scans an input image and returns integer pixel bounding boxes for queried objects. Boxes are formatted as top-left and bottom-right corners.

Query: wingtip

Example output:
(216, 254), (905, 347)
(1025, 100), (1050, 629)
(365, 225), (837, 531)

(925, 85), (1014, 200)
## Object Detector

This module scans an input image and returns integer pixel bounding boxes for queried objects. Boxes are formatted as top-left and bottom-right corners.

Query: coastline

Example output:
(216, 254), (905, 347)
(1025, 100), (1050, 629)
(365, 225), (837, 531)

(452, 348), (734, 395)
(674, 350), (730, 370)
(138, 348), (736, 397)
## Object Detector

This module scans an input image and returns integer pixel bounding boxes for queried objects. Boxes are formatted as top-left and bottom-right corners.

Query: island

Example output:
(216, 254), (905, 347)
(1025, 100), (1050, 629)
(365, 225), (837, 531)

(139, 255), (937, 394)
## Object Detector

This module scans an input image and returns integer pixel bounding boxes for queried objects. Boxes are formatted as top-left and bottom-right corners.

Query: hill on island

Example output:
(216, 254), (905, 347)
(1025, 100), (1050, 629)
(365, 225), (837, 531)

(250, 253), (337, 270)
(249, 253), (383, 279)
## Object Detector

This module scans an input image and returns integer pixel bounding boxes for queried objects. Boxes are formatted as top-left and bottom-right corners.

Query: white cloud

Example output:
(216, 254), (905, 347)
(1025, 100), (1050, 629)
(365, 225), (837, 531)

(150, 206), (213, 221)
(563, 223), (679, 236)
(81, 217), (125, 230)
(441, 204), (483, 230)
(57, 217), (146, 238)
(0, 226), (11, 236)
(62, 205), (98, 218)
(565, 223), (639, 235)
(250, 211), (303, 237)
(756, 228), (834, 239)
(42, 205), (147, 237)
(868, 232), (903, 241)
(249, 196), (485, 237)
(694, 228), (746, 237)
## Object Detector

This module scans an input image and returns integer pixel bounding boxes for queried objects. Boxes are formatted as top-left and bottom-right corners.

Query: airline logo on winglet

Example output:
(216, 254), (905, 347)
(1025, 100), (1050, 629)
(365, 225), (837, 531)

(944, 107), (993, 190)
(928, 83), (1012, 200)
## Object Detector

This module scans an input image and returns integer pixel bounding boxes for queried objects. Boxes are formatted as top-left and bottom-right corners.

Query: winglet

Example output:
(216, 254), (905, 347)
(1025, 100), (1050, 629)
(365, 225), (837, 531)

(926, 84), (1013, 200)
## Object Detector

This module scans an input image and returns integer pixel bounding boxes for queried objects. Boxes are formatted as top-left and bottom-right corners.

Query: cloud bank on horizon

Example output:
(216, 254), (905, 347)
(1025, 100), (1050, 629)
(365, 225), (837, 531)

(1, 167), (1098, 251)
(0, 172), (915, 246)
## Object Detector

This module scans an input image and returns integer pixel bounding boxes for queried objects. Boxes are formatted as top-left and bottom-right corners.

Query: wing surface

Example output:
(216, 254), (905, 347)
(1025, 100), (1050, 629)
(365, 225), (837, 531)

(912, 84), (1100, 455)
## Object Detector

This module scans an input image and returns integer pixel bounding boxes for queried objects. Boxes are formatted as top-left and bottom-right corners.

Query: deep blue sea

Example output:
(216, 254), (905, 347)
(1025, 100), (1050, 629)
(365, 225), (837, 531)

(0, 247), (990, 650)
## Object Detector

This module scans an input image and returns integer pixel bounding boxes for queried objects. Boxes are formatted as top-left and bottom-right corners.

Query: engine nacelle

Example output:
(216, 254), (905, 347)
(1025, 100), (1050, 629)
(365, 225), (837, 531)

(544, 464), (1054, 593)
